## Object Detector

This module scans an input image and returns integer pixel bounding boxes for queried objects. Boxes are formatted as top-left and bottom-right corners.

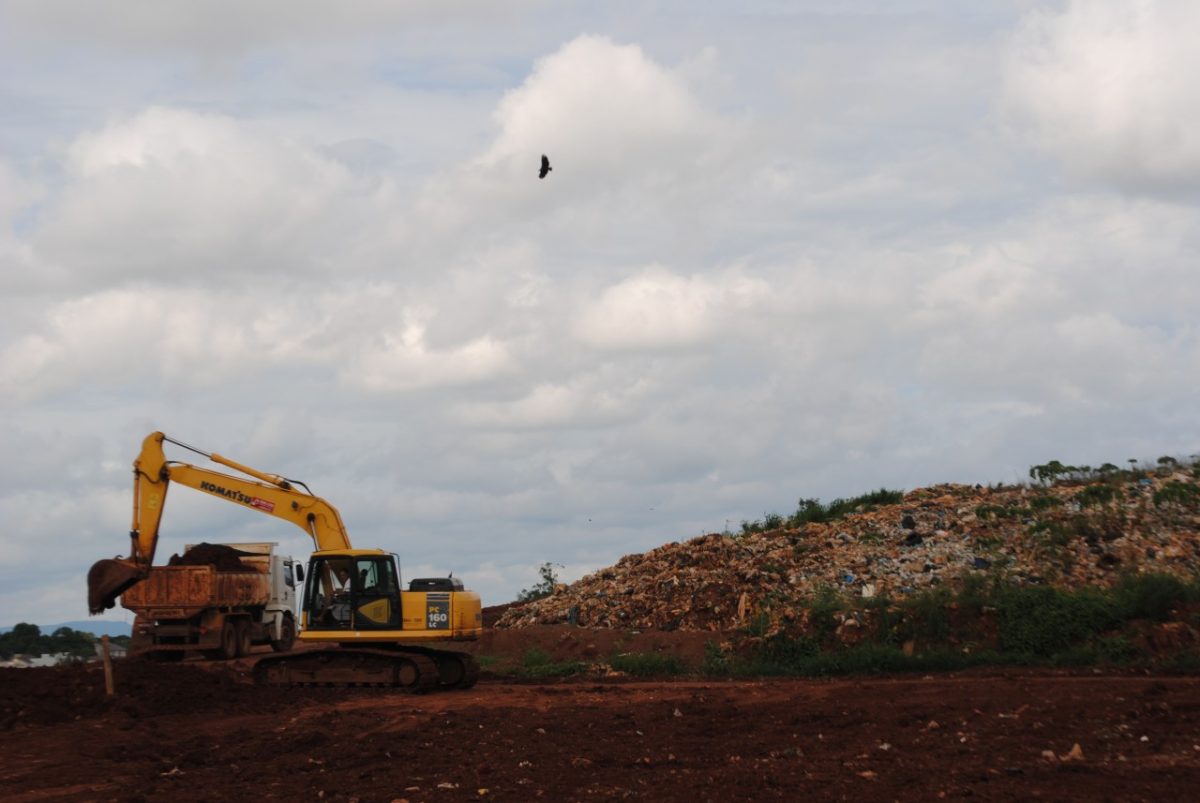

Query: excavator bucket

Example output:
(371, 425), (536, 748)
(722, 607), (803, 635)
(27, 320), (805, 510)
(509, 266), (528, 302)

(87, 558), (145, 614)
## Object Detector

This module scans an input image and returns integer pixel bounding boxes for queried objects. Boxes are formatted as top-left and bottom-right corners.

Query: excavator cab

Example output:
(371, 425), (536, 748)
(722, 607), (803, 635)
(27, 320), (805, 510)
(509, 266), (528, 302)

(303, 553), (402, 631)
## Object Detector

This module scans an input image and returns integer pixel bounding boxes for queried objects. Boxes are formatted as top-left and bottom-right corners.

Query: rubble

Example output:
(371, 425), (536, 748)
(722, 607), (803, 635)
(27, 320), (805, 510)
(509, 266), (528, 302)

(497, 471), (1200, 633)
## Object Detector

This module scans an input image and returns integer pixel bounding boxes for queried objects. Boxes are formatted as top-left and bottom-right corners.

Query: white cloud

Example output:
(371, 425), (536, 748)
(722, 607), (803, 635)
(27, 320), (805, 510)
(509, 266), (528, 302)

(2, 0), (533, 59)
(575, 267), (769, 351)
(453, 370), (653, 430)
(482, 35), (715, 175)
(31, 107), (377, 286)
(347, 309), (514, 394)
(1005, 0), (1200, 193)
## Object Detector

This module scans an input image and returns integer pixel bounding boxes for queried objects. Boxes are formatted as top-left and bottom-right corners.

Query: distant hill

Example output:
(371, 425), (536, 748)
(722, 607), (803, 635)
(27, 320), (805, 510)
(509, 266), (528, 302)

(0, 620), (131, 638)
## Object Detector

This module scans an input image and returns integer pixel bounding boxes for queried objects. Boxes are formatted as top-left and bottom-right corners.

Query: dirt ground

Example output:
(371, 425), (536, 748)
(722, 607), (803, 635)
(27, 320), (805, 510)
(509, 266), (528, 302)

(3, 628), (1200, 802)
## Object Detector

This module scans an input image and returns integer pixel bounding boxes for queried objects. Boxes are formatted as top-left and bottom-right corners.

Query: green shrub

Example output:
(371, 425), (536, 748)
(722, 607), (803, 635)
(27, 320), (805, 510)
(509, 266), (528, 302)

(1030, 495), (1063, 511)
(1116, 573), (1199, 621)
(517, 647), (587, 678)
(1095, 635), (1140, 664)
(702, 640), (729, 675)
(788, 489), (904, 527)
(860, 595), (901, 645)
(609, 652), (686, 677)
(756, 633), (820, 666)
(1075, 484), (1117, 508)
(996, 586), (1121, 656)
(902, 588), (952, 645)
(1154, 481), (1200, 509)
(807, 585), (844, 642)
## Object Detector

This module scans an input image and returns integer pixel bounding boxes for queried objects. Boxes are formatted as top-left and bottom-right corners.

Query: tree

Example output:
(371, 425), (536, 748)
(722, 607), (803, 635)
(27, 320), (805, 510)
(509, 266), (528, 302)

(517, 562), (562, 603)
(0, 623), (42, 658)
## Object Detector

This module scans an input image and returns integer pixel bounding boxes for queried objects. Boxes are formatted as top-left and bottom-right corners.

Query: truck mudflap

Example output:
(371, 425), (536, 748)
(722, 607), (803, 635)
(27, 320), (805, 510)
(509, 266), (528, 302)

(251, 647), (478, 691)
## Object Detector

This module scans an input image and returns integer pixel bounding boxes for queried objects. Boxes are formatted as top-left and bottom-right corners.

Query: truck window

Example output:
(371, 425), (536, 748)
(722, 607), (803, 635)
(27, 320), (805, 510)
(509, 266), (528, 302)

(283, 563), (295, 588)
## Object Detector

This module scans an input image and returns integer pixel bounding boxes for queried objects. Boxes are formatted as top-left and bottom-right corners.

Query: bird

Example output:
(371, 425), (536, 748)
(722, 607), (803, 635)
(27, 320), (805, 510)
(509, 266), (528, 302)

(539, 154), (552, 179)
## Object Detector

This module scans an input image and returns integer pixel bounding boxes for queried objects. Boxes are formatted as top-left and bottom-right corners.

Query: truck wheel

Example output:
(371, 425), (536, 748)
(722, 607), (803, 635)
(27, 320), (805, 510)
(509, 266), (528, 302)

(218, 620), (238, 660)
(270, 614), (296, 653)
(235, 620), (252, 657)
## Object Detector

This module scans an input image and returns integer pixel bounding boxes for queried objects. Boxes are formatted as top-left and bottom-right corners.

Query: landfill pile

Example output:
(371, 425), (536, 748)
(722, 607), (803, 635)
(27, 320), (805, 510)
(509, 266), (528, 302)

(497, 469), (1200, 633)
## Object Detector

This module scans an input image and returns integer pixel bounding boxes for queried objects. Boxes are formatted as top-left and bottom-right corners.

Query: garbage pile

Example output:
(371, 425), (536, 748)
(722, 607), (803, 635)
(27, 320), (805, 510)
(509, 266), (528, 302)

(496, 471), (1200, 632)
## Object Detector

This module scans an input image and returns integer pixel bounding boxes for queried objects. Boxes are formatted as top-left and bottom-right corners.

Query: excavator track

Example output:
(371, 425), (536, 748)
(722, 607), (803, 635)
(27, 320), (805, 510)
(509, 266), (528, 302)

(396, 646), (480, 690)
(252, 648), (439, 691)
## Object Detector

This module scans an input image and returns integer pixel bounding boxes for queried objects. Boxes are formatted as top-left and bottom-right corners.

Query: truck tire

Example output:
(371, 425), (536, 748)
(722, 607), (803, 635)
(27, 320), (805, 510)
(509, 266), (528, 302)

(235, 620), (252, 657)
(270, 614), (296, 653)
(218, 620), (238, 660)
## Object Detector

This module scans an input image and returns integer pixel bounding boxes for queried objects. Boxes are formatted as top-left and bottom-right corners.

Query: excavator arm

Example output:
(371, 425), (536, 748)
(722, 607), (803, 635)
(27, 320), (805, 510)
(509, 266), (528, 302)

(88, 431), (351, 613)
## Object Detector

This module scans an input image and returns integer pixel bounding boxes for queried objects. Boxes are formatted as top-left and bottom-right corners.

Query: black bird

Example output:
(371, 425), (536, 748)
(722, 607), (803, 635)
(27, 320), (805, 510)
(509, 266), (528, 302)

(539, 154), (552, 179)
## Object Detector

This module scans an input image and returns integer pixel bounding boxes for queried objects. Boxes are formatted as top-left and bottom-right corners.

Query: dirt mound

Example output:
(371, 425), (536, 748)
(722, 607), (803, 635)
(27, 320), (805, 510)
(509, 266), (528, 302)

(167, 543), (257, 571)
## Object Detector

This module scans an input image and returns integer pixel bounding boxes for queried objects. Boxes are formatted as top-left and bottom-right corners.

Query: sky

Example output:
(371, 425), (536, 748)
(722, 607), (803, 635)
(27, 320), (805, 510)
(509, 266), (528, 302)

(2, 1), (1198, 626)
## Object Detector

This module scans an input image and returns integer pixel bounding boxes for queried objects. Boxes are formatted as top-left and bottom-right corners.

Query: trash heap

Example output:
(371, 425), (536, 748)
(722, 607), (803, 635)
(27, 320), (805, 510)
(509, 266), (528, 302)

(496, 470), (1200, 633)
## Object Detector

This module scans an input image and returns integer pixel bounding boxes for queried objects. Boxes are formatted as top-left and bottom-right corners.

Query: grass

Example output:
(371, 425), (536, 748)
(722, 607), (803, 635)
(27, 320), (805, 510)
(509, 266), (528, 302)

(609, 652), (687, 677)
(514, 647), (588, 678)
(700, 571), (1200, 678)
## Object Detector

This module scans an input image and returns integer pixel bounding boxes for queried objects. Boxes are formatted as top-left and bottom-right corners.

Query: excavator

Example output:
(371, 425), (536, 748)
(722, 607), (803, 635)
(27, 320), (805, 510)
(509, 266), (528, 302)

(88, 431), (482, 690)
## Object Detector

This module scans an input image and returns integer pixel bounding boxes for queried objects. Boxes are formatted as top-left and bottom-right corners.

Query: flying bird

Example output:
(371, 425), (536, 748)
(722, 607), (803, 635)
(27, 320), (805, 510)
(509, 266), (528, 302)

(539, 154), (552, 179)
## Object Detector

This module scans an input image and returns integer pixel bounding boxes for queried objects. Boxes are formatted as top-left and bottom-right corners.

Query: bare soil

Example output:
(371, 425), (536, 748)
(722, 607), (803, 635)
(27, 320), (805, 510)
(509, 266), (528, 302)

(3, 627), (1200, 802)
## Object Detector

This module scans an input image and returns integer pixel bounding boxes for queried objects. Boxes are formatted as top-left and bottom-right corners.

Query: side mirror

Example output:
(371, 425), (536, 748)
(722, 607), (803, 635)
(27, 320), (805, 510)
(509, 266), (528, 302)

(295, 564), (305, 582)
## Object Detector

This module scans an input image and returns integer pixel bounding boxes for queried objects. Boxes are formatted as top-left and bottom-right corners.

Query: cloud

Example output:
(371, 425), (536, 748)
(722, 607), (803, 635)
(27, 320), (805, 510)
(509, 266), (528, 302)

(482, 35), (716, 175)
(30, 107), (379, 287)
(1004, 0), (1200, 194)
(575, 267), (769, 351)
(346, 308), (514, 394)
(2, 1), (534, 59)
(0, 284), (328, 403)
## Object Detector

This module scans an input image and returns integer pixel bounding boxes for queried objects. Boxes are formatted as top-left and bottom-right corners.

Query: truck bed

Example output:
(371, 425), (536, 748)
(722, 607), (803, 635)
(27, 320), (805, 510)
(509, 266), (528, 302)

(122, 563), (272, 619)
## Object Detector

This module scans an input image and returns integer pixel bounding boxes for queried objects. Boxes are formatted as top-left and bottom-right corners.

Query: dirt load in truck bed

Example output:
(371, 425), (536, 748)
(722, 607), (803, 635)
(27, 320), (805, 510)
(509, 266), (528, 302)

(3, 633), (1200, 802)
(167, 542), (258, 571)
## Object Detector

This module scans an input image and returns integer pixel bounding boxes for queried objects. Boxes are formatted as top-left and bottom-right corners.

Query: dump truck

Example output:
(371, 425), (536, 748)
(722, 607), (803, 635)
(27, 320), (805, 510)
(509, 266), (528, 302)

(124, 542), (301, 660)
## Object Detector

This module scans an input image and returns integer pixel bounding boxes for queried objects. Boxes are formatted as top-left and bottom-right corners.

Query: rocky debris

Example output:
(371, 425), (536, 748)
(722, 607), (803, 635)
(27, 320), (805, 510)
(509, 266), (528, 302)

(497, 471), (1200, 633)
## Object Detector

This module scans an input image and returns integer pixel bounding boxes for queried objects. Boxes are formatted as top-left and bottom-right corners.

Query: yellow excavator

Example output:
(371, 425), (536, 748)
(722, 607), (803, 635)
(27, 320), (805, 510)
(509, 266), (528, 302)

(88, 431), (482, 690)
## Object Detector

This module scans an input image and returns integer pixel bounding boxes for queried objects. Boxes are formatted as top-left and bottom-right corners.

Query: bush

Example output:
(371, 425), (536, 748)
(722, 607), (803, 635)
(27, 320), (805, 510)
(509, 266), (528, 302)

(1075, 484), (1117, 508)
(1154, 481), (1200, 509)
(1116, 573), (1199, 622)
(517, 647), (586, 678)
(788, 489), (904, 527)
(902, 588), (952, 645)
(610, 652), (687, 677)
(702, 640), (730, 675)
(996, 586), (1121, 657)
(807, 586), (844, 643)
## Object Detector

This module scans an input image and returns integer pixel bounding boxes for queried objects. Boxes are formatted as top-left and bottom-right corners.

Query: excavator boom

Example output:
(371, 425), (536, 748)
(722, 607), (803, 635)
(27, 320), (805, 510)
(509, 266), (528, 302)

(88, 431), (351, 613)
